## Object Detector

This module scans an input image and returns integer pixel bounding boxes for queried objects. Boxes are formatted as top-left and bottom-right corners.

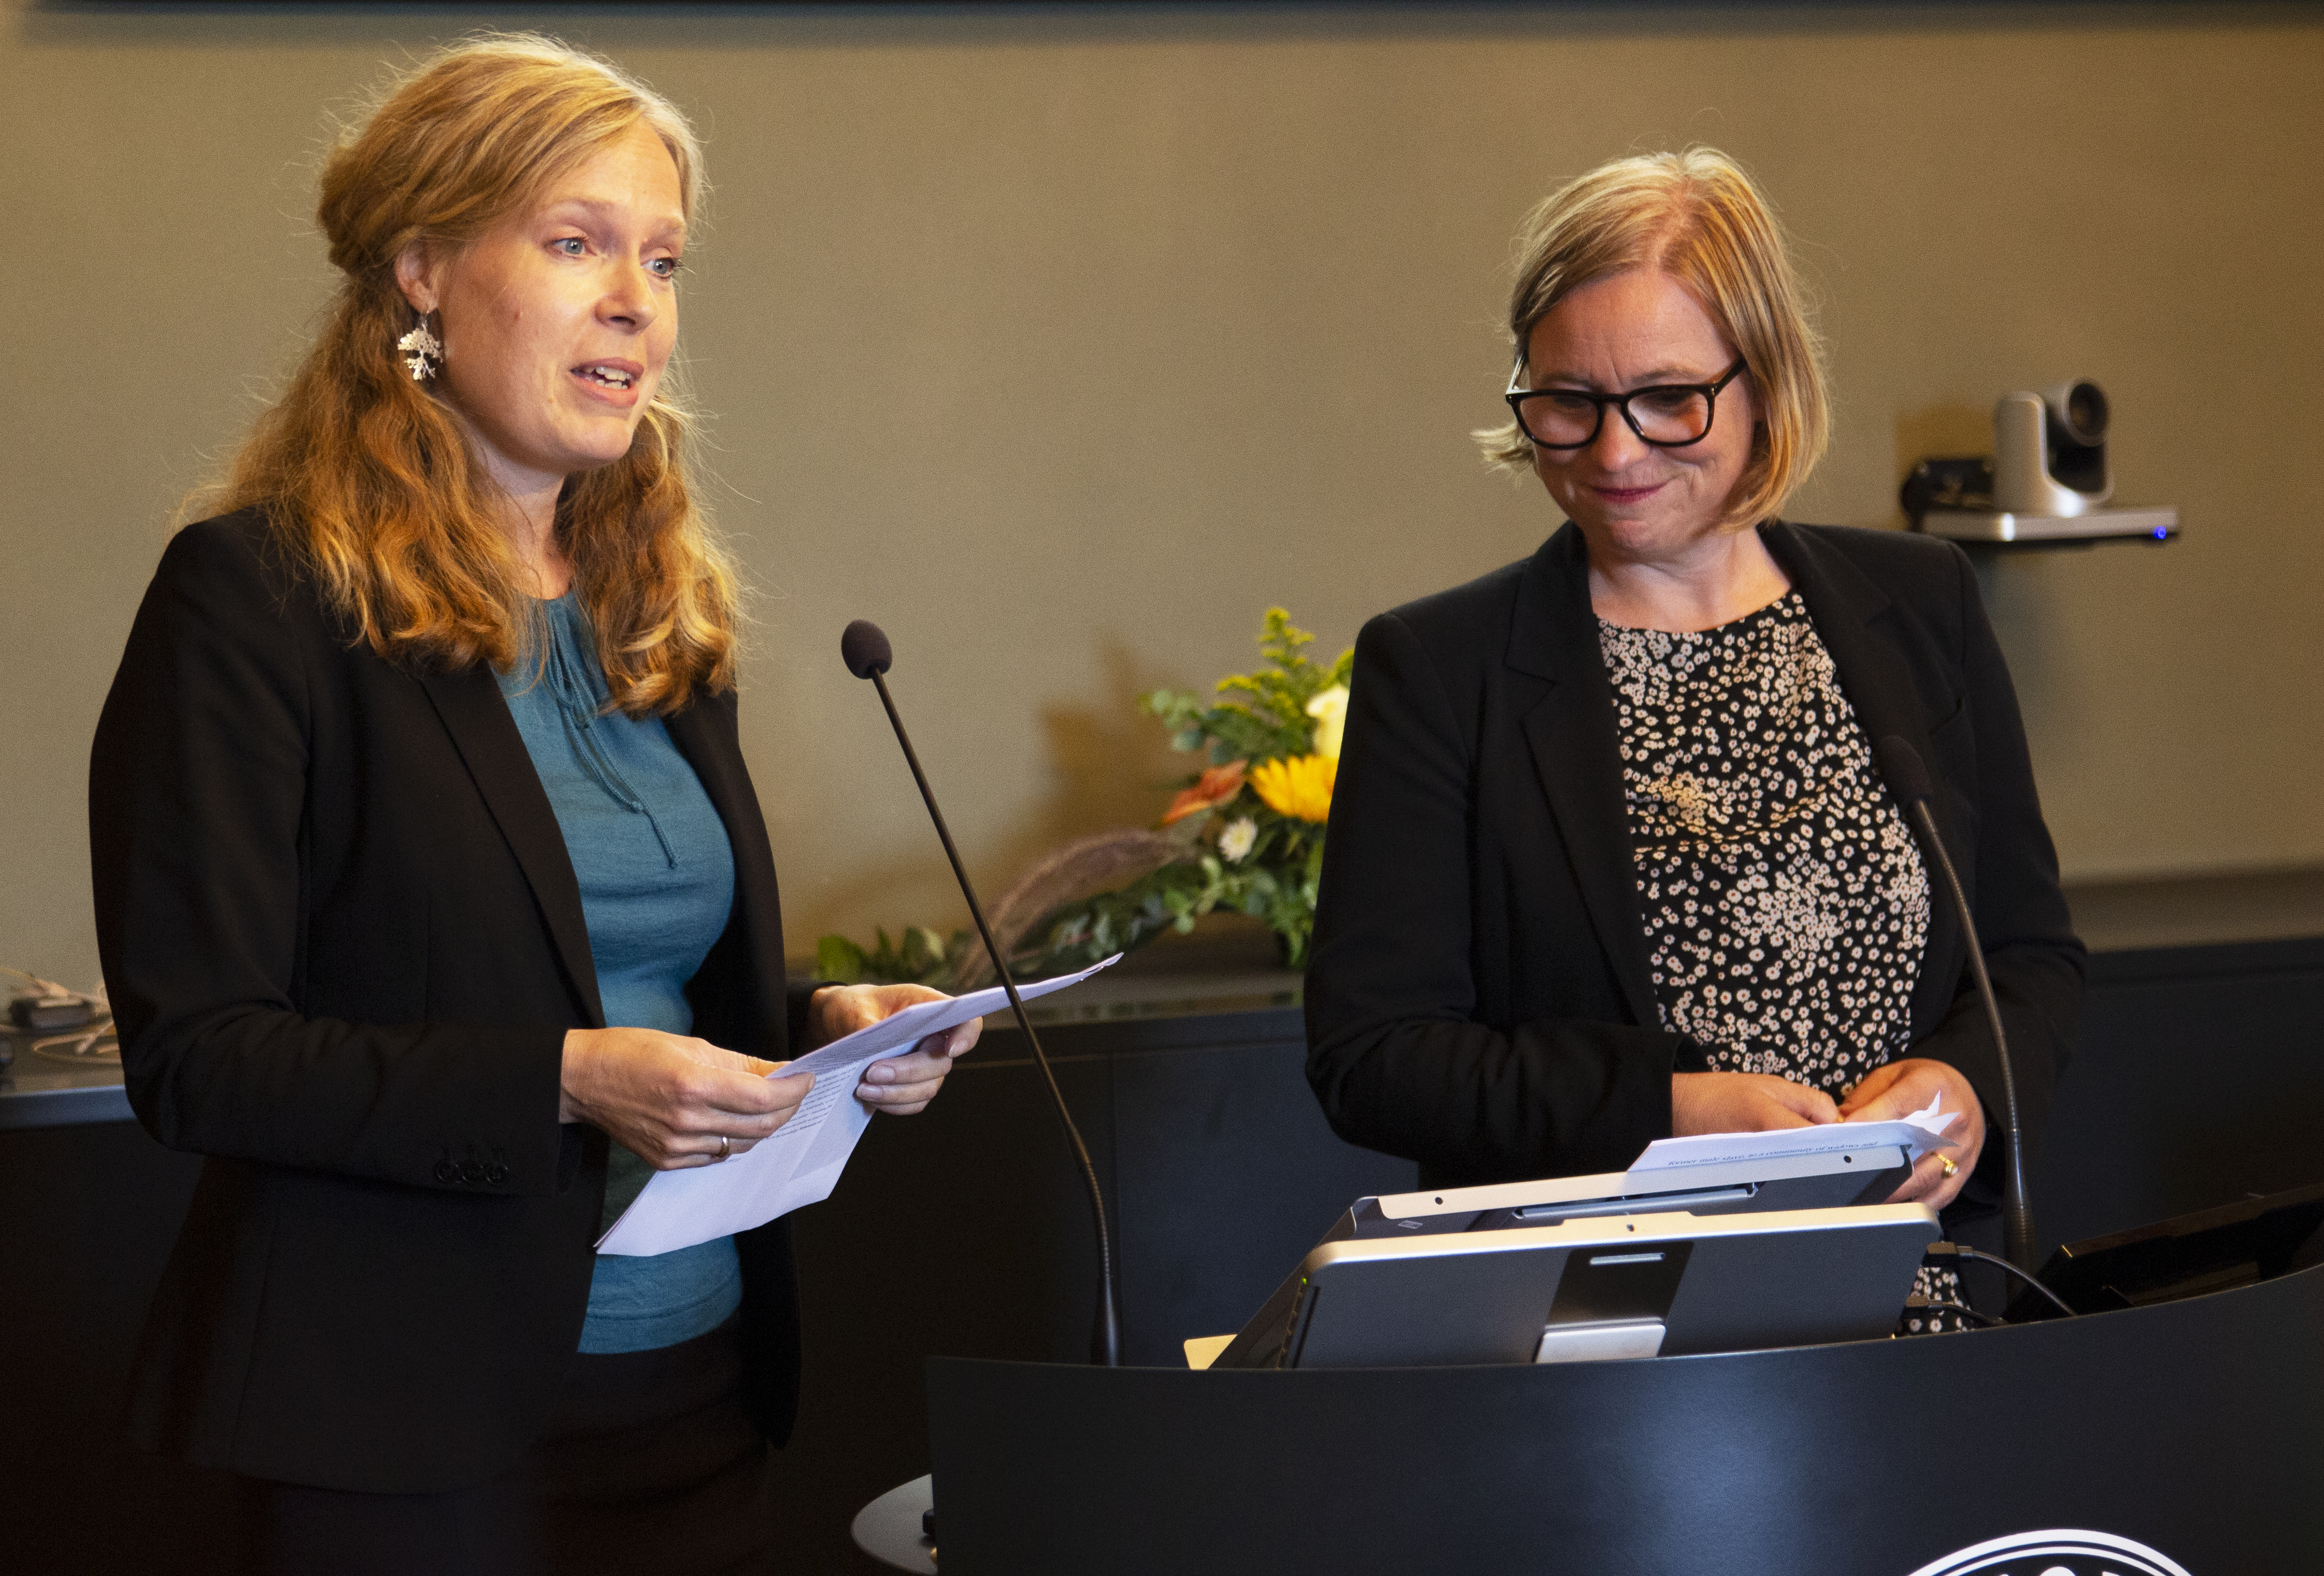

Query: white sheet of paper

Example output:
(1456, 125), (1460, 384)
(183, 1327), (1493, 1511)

(1628, 1090), (1964, 1174)
(595, 955), (1121, 1256)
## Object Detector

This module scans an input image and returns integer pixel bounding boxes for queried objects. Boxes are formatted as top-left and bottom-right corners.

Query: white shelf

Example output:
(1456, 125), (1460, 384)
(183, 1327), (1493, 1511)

(1915, 505), (2179, 544)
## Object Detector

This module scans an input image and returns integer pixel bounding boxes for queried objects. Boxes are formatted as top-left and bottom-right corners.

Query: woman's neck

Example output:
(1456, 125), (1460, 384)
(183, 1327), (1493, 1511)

(497, 479), (573, 601)
(450, 406), (574, 599)
(1587, 525), (1790, 633)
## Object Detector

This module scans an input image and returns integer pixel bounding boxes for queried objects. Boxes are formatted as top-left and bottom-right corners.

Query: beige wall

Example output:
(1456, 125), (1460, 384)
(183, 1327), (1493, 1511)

(6, 3), (2321, 983)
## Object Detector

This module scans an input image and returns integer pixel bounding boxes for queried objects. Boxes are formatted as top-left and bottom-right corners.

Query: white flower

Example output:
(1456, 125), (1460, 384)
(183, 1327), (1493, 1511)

(1306, 684), (1349, 760)
(1218, 816), (1258, 863)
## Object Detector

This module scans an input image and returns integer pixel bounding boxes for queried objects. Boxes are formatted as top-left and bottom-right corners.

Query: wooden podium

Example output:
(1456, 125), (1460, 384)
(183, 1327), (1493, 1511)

(921, 1262), (2324, 1574)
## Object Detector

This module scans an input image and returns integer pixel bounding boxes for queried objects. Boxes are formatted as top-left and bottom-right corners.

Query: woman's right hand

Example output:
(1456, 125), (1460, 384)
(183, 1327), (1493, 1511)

(1670, 1071), (1838, 1136)
(558, 1028), (814, 1169)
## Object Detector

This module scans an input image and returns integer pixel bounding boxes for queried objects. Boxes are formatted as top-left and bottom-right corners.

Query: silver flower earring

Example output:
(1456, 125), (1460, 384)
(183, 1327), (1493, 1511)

(397, 314), (444, 381)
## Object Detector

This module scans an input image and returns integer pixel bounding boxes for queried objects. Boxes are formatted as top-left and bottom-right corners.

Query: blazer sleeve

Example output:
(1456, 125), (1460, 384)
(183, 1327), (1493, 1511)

(89, 524), (569, 1197)
(1910, 546), (2085, 1175)
(1305, 610), (1705, 1182)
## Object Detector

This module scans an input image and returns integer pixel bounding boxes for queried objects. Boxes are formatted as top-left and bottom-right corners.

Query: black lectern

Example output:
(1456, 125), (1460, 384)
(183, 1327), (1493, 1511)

(923, 1262), (2324, 1574)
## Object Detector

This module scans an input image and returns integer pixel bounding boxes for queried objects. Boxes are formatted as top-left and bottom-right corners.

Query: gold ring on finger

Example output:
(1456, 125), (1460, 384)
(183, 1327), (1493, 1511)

(1937, 1154), (1957, 1178)
(716, 1134), (731, 1162)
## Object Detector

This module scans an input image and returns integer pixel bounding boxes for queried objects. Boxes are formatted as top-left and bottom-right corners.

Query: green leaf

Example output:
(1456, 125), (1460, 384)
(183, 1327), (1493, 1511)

(815, 934), (867, 984)
(817, 924), (973, 986)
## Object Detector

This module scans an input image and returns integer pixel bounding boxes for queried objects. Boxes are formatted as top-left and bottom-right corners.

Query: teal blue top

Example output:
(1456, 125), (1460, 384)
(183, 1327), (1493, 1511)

(497, 592), (744, 1354)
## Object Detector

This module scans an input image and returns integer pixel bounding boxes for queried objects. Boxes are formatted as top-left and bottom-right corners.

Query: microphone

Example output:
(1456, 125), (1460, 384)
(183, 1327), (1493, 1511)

(840, 618), (1122, 1367)
(1874, 734), (2037, 1274)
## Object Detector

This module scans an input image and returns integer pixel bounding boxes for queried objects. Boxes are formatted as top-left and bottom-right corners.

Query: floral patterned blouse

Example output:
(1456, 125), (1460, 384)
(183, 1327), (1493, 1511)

(1599, 590), (1961, 1332)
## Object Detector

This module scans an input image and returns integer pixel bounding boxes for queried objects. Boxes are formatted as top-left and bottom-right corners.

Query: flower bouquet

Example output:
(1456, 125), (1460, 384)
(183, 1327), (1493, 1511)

(815, 609), (1351, 985)
(1127, 609), (1350, 967)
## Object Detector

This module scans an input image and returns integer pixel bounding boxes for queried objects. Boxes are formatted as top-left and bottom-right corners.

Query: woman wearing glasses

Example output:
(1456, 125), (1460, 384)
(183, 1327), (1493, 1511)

(1304, 150), (2082, 1318)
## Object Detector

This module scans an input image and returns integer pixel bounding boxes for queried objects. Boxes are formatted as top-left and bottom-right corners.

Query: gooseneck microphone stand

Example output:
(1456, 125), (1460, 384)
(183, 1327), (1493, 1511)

(841, 619), (1121, 1367)
(1875, 735), (2038, 1274)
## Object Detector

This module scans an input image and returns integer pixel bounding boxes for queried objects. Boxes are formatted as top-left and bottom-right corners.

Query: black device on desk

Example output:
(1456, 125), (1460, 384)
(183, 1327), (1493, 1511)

(1211, 1146), (1928, 1370)
(2006, 1178), (2324, 1321)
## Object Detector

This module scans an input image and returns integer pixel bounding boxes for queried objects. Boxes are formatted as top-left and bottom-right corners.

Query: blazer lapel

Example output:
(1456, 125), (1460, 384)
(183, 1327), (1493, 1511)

(1762, 523), (1968, 1034)
(419, 667), (606, 1029)
(1510, 525), (1661, 1029)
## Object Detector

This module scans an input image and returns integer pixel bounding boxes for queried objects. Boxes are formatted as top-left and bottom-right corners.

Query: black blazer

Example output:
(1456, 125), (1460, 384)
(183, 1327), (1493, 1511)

(89, 510), (818, 1494)
(1305, 521), (2085, 1197)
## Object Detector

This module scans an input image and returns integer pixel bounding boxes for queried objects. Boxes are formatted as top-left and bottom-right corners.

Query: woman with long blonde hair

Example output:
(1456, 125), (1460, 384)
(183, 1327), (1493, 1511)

(91, 36), (972, 1571)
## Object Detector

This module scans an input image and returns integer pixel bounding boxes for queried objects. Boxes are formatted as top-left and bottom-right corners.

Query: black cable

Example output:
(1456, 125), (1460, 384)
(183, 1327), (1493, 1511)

(1924, 1240), (2076, 1319)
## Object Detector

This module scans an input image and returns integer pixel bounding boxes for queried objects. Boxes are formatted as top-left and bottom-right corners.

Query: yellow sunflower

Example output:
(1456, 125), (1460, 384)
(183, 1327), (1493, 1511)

(1248, 754), (1337, 823)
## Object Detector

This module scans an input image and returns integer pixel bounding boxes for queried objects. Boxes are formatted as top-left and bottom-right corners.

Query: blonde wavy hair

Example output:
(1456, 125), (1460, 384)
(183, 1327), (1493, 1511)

(1475, 147), (1829, 529)
(214, 33), (738, 715)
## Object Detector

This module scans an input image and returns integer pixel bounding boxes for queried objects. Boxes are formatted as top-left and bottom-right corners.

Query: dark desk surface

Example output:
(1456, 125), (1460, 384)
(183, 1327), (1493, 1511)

(0, 1036), (128, 1130)
(1003, 917), (1298, 1032)
(15, 870), (2324, 1131)
(2065, 865), (2324, 953)
(0, 920), (1305, 1131)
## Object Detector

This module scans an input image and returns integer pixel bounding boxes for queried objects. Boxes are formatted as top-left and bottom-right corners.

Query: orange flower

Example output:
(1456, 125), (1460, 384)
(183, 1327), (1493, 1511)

(1248, 754), (1336, 823)
(1161, 760), (1248, 826)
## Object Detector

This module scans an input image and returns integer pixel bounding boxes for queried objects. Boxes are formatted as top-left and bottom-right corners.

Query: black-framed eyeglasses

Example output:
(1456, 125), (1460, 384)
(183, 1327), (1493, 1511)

(1504, 358), (1748, 450)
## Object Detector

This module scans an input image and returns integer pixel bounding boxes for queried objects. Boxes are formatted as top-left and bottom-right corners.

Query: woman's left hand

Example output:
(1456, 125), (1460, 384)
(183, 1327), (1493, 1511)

(806, 982), (982, 1116)
(1837, 1057), (1985, 1210)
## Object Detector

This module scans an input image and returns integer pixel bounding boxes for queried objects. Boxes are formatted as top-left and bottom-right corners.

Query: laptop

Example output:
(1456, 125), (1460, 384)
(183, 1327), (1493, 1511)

(1210, 1147), (1935, 1370)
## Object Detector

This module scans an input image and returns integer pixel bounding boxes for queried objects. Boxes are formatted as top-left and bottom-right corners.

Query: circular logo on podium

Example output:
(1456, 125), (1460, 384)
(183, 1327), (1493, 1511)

(1907, 1529), (2190, 1576)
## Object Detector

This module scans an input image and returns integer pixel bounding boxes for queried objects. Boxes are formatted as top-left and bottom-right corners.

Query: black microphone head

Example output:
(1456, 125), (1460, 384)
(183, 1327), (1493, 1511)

(1875, 734), (1935, 807)
(840, 620), (892, 679)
